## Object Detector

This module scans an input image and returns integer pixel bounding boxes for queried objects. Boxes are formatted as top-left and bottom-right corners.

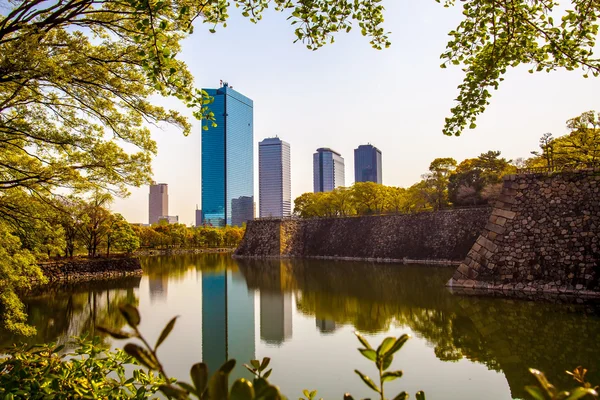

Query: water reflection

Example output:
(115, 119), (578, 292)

(202, 268), (255, 381)
(1, 254), (599, 400)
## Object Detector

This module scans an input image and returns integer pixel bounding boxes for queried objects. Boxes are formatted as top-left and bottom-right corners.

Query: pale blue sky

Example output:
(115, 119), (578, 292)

(113, 1), (600, 224)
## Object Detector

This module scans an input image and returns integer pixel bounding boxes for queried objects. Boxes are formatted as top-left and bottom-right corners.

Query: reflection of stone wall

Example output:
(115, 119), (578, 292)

(38, 257), (143, 284)
(449, 169), (600, 296)
(235, 208), (491, 263)
(459, 297), (600, 399)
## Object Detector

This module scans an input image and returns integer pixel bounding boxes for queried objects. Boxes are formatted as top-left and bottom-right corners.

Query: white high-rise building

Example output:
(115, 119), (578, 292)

(259, 137), (291, 218)
(313, 148), (345, 192)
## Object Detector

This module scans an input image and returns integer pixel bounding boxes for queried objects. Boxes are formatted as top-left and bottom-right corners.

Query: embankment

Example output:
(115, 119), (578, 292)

(36, 256), (143, 284)
(234, 207), (491, 264)
(448, 168), (600, 297)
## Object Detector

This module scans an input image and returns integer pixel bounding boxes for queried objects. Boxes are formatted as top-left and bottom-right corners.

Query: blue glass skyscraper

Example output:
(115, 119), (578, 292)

(201, 83), (254, 227)
(354, 144), (382, 184)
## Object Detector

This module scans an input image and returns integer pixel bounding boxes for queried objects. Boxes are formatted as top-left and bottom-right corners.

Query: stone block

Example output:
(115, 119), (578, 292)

(492, 208), (517, 220)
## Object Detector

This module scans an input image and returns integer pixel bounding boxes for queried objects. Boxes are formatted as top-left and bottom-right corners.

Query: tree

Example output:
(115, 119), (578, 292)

(0, 221), (46, 335)
(105, 214), (140, 256)
(448, 151), (512, 206)
(440, 0), (600, 136)
(423, 158), (457, 210)
(529, 111), (600, 169)
(77, 193), (113, 257)
(531, 133), (556, 168)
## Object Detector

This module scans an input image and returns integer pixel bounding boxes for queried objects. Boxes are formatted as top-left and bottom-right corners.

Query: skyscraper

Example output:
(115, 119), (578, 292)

(313, 148), (345, 193)
(201, 82), (254, 227)
(259, 137), (291, 218)
(354, 144), (382, 184)
(149, 182), (168, 225)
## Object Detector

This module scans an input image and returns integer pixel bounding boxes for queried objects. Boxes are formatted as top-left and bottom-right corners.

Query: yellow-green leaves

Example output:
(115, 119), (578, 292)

(353, 332), (421, 400)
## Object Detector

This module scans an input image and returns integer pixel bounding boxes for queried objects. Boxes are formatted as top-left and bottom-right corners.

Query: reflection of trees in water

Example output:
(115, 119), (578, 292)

(239, 258), (600, 399)
(0, 278), (140, 348)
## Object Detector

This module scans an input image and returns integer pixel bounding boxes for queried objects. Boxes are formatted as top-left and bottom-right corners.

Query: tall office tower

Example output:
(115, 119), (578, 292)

(201, 82), (254, 227)
(313, 148), (345, 193)
(259, 137), (291, 218)
(149, 182), (168, 225)
(354, 144), (382, 184)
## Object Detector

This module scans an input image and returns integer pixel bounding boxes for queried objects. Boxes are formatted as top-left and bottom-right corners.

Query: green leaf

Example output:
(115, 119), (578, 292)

(155, 316), (178, 350)
(177, 381), (197, 393)
(120, 304), (141, 327)
(376, 337), (395, 356)
(190, 363), (208, 394)
(208, 371), (229, 400)
(354, 370), (380, 393)
(393, 392), (409, 400)
(303, 390), (311, 398)
(416, 391), (426, 400)
(565, 387), (599, 400)
(159, 384), (188, 399)
(386, 335), (410, 357)
(525, 386), (546, 400)
(96, 326), (132, 339)
(251, 360), (261, 370)
(354, 332), (373, 350)
(530, 369), (558, 397)
(382, 371), (403, 382)
(231, 379), (255, 400)
(260, 357), (271, 371)
(123, 343), (158, 370)
(359, 349), (377, 362)
(263, 369), (272, 379)
(382, 355), (393, 371)
(219, 359), (236, 374)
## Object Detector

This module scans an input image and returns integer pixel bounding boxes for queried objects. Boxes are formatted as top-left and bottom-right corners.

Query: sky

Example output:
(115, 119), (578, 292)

(112, 0), (600, 225)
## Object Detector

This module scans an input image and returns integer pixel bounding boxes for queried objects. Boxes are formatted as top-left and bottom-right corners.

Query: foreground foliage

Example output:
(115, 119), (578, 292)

(0, 337), (164, 399)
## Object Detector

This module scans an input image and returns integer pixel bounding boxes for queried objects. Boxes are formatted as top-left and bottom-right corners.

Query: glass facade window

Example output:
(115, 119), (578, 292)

(313, 148), (345, 192)
(354, 144), (382, 184)
(259, 137), (291, 218)
(201, 84), (254, 227)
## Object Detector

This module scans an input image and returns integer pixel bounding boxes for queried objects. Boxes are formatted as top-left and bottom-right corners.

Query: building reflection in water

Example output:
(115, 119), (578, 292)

(202, 268), (255, 381)
(260, 291), (292, 344)
(148, 274), (169, 303)
(315, 319), (337, 334)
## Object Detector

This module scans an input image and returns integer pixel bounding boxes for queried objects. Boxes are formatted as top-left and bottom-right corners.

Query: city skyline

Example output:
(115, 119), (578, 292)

(111, 1), (600, 224)
(259, 137), (292, 218)
(201, 83), (254, 227)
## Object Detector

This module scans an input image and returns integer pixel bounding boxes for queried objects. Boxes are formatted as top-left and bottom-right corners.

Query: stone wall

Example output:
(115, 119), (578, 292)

(37, 256), (143, 284)
(234, 207), (491, 263)
(449, 169), (600, 296)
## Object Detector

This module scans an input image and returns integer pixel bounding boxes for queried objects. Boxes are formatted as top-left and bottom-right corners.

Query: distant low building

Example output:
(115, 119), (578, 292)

(231, 196), (254, 227)
(158, 215), (179, 224)
(195, 207), (203, 227)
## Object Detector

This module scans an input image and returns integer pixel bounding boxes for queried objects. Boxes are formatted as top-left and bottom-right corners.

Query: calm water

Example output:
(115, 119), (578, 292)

(2, 254), (600, 399)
